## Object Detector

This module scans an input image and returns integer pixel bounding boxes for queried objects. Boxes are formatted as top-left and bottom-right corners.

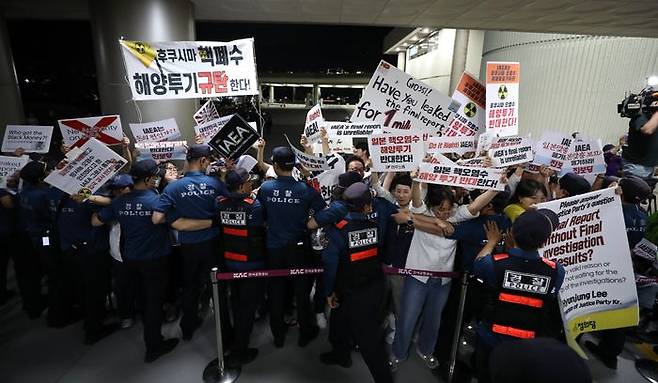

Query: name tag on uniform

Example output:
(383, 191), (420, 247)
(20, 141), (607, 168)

(221, 211), (246, 226)
(348, 228), (378, 248)
(42, 236), (50, 247)
(503, 271), (551, 294)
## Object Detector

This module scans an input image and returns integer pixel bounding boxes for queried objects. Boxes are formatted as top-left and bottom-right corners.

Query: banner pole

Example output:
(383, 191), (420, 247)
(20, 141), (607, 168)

(448, 272), (469, 383)
(203, 267), (240, 383)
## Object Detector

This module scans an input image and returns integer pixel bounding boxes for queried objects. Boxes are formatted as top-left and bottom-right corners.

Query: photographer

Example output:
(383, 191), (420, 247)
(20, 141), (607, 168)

(622, 88), (658, 178)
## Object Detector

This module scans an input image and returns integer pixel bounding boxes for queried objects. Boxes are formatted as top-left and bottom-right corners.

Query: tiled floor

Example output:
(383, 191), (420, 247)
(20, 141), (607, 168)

(0, 290), (654, 382)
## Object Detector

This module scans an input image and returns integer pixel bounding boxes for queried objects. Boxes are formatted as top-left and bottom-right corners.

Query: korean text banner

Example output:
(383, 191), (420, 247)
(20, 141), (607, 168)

(194, 115), (234, 144)
(135, 141), (187, 162)
(445, 72), (486, 137)
(0, 155), (28, 189)
(417, 162), (505, 191)
(304, 104), (324, 144)
(352, 60), (458, 135)
(193, 100), (220, 125)
(486, 62), (519, 137)
(129, 118), (181, 143)
(45, 138), (127, 195)
(537, 188), (638, 356)
(119, 38), (258, 100)
(369, 131), (425, 172)
(58, 115), (123, 147)
(208, 114), (260, 160)
(308, 154), (346, 203)
(534, 131), (574, 171)
(560, 139), (606, 176)
(488, 136), (534, 167)
(2, 125), (53, 154)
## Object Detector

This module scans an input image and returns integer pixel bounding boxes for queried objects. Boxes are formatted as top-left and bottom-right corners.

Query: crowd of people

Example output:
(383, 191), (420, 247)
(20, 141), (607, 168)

(1, 111), (658, 382)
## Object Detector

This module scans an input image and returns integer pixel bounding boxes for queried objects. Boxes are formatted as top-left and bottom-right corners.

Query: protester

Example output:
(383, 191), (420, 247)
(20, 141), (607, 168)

(503, 179), (548, 222)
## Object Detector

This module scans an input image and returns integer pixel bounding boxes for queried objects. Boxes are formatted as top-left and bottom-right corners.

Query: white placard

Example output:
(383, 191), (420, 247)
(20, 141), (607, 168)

(284, 135), (328, 172)
(633, 238), (658, 262)
(120, 38), (258, 100)
(444, 72), (486, 137)
(417, 162), (505, 191)
(369, 131), (426, 172)
(324, 121), (383, 153)
(488, 136), (534, 167)
(236, 154), (258, 173)
(426, 136), (476, 155)
(560, 139), (606, 176)
(193, 115), (234, 144)
(2, 125), (53, 154)
(45, 138), (127, 195)
(58, 115), (123, 147)
(0, 155), (29, 189)
(135, 140), (187, 162)
(352, 60), (458, 135)
(534, 132), (574, 171)
(485, 62), (519, 137)
(129, 118), (181, 143)
(304, 104), (324, 144)
(193, 100), (220, 125)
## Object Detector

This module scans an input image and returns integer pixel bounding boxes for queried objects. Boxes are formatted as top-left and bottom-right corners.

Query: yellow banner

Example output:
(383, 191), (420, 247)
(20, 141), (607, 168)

(565, 305), (639, 357)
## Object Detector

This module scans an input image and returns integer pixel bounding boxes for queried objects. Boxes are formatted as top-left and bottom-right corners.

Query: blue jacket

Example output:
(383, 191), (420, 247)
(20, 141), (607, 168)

(451, 214), (512, 272)
(256, 176), (326, 249)
(156, 171), (228, 244)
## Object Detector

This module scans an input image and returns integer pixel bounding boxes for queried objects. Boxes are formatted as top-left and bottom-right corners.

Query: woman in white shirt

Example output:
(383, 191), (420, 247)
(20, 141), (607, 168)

(390, 179), (499, 371)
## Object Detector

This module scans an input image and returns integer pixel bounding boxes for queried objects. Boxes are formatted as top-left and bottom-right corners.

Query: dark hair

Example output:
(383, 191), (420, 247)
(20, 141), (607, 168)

(425, 185), (455, 209)
(389, 173), (413, 192)
(354, 141), (369, 156)
(344, 155), (365, 172)
(510, 179), (547, 204)
(276, 162), (295, 172)
(470, 189), (510, 214)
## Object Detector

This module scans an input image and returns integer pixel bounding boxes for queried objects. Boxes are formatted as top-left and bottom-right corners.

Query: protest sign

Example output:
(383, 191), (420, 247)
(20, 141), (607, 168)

(633, 238), (657, 262)
(486, 62), (519, 137)
(417, 162), (505, 191)
(135, 140), (187, 162)
(304, 104), (324, 144)
(208, 114), (260, 160)
(426, 136), (476, 155)
(58, 115), (123, 147)
(236, 154), (258, 173)
(120, 38), (258, 100)
(537, 188), (638, 356)
(488, 136), (534, 167)
(0, 155), (28, 189)
(194, 115), (234, 144)
(426, 153), (457, 166)
(445, 72), (486, 137)
(352, 60), (458, 135)
(2, 125), (53, 154)
(193, 100), (220, 125)
(284, 135), (328, 172)
(308, 154), (346, 203)
(534, 132), (574, 171)
(129, 118), (181, 143)
(456, 156), (489, 168)
(475, 131), (497, 155)
(45, 138), (127, 195)
(560, 139), (606, 176)
(369, 131), (425, 172)
(323, 122), (383, 153)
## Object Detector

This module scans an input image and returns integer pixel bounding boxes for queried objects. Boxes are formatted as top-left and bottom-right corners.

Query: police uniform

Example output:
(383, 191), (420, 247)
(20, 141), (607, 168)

(155, 144), (228, 339)
(216, 190), (266, 362)
(96, 160), (177, 361)
(256, 147), (326, 347)
(322, 183), (393, 383)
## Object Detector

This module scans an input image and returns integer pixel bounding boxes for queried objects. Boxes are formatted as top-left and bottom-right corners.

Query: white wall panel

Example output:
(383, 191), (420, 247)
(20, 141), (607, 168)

(481, 31), (658, 144)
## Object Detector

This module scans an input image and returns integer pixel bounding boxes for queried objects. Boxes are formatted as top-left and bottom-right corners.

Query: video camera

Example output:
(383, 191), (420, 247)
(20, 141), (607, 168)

(618, 85), (658, 118)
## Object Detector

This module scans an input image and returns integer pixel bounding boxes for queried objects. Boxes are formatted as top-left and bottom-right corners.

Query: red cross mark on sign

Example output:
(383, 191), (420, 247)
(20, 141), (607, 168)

(60, 116), (122, 147)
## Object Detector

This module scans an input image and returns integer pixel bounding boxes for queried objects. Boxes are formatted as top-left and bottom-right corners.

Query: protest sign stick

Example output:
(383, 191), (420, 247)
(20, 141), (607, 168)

(203, 267), (240, 383)
(448, 272), (469, 383)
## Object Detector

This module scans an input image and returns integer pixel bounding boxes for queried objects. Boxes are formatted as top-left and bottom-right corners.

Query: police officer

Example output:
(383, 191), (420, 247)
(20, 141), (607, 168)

(152, 144), (228, 340)
(257, 146), (326, 347)
(473, 209), (565, 383)
(56, 189), (116, 344)
(171, 168), (264, 365)
(92, 159), (178, 363)
(321, 182), (393, 383)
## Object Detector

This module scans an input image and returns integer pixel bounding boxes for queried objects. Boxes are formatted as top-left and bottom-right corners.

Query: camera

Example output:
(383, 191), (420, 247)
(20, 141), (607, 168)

(618, 85), (658, 118)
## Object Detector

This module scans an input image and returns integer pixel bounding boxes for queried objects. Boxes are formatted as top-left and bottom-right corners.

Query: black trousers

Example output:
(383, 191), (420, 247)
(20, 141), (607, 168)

(596, 328), (627, 360)
(40, 239), (82, 327)
(13, 232), (44, 315)
(330, 279), (392, 383)
(180, 239), (216, 334)
(75, 246), (112, 335)
(230, 277), (266, 352)
(121, 257), (169, 352)
(268, 244), (315, 340)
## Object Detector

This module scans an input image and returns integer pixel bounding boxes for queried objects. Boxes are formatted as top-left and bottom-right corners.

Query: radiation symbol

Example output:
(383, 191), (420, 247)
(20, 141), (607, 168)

(464, 102), (477, 118)
(498, 85), (508, 100)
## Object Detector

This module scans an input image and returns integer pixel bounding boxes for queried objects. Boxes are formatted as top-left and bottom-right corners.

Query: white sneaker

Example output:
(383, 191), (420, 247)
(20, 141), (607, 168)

(316, 313), (327, 329)
(120, 318), (134, 329)
(416, 347), (438, 369)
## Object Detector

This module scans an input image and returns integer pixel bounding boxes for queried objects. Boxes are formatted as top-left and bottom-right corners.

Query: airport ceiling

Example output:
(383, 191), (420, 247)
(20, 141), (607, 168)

(2, 0), (658, 38)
